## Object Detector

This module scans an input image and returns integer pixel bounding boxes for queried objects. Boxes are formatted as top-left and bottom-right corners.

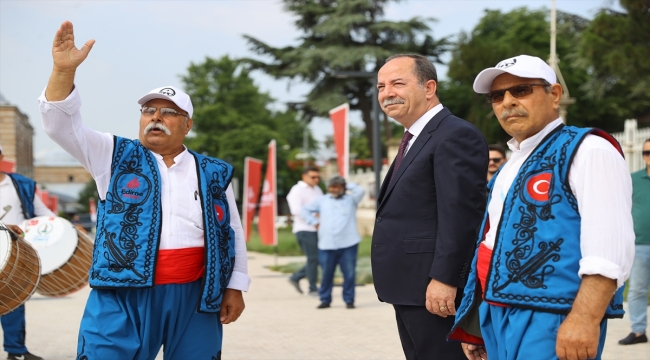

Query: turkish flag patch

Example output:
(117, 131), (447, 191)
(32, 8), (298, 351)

(526, 172), (552, 202)
(214, 204), (225, 222)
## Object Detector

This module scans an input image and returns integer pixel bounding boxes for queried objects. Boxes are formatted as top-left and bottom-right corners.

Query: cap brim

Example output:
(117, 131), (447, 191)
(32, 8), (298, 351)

(138, 93), (174, 106)
(473, 68), (552, 93)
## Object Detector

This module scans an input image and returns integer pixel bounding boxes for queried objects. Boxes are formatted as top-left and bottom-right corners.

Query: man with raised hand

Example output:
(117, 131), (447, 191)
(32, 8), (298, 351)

(39, 21), (249, 359)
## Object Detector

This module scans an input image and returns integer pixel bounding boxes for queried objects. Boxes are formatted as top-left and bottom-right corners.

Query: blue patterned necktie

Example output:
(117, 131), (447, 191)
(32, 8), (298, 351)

(389, 131), (413, 185)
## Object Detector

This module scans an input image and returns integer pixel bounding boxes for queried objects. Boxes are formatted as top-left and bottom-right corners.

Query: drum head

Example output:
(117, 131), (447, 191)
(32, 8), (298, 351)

(22, 216), (78, 275)
(0, 223), (11, 271)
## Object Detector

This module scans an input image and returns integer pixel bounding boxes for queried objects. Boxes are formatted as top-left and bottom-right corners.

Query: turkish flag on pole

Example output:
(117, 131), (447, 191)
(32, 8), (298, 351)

(329, 103), (350, 178)
(258, 140), (277, 246)
(89, 197), (97, 223)
(242, 157), (263, 242)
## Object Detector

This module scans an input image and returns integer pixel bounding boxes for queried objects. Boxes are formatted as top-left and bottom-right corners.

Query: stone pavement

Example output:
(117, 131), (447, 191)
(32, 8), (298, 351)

(1, 251), (648, 359)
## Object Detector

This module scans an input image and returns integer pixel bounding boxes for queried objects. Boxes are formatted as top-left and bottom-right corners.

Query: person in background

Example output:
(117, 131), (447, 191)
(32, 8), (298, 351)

(301, 175), (365, 309)
(286, 167), (323, 296)
(618, 138), (650, 346)
(0, 144), (53, 360)
(487, 144), (507, 182)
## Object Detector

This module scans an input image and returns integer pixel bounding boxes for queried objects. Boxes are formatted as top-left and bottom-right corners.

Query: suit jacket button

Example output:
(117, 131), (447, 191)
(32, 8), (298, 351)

(376, 216), (382, 222)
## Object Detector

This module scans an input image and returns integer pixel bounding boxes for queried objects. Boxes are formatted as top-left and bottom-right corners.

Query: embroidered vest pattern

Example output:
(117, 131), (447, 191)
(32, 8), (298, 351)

(451, 126), (624, 335)
(89, 137), (235, 313)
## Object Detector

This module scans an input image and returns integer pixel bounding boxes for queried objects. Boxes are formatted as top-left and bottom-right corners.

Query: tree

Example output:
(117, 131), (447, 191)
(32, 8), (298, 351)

(181, 56), (314, 197)
(243, 0), (448, 156)
(441, 7), (638, 144)
(77, 178), (98, 213)
(578, 0), (650, 124)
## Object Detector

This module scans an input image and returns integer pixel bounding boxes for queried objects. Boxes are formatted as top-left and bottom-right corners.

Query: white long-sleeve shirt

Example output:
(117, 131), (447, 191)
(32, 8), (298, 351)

(286, 180), (323, 233)
(38, 86), (250, 291)
(0, 175), (55, 225)
(484, 118), (635, 288)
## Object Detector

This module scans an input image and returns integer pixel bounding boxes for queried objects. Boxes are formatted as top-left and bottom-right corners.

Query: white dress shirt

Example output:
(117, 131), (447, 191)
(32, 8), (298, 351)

(38, 86), (250, 291)
(286, 181), (323, 233)
(483, 118), (635, 288)
(402, 103), (444, 156)
(0, 175), (55, 226)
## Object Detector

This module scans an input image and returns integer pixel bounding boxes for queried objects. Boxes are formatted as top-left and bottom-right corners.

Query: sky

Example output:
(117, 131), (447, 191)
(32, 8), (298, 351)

(0, 0), (622, 163)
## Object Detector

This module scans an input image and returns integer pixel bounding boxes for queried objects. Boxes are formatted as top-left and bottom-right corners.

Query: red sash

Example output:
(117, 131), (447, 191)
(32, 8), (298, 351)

(155, 247), (204, 285)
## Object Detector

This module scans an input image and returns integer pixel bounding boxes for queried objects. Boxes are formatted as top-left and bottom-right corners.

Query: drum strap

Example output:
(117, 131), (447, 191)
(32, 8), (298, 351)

(155, 247), (204, 285)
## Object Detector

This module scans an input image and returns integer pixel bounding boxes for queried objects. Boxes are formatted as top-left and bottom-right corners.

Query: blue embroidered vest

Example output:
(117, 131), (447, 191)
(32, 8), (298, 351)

(7, 173), (36, 219)
(453, 126), (624, 329)
(91, 137), (236, 313)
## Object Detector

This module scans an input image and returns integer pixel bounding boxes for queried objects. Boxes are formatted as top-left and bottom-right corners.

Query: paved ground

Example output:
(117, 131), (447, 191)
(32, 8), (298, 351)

(2, 252), (649, 360)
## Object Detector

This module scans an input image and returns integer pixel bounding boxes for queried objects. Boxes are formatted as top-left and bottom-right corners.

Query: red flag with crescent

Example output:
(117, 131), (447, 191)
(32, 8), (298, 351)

(242, 157), (263, 242)
(526, 172), (552, 202)
(258, 140), (277, 246)
(329, 103), (349, 178)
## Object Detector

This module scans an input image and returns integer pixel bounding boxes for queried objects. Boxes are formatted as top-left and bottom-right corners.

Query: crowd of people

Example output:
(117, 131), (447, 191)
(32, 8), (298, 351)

(1, 20), (646, 360)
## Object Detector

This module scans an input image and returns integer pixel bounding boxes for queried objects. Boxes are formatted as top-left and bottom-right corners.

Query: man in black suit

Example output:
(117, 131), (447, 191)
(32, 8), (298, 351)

(371, 54), (488, 359)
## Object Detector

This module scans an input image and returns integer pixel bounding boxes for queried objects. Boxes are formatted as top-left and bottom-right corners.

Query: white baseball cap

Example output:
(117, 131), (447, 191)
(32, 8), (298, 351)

(473, 55), (557, 94)
(137, 86), (193, 118)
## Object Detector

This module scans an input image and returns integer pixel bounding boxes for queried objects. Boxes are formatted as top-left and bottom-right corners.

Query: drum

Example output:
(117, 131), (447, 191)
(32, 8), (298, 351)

(0, 222), (41, 315)
(22, 216), (93, 297)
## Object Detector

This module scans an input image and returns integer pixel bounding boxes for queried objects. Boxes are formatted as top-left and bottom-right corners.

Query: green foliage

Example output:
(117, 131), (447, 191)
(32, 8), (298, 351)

(180, 55), (316, 196)
(577, 0), (650, 123)
(76, 178), (98, 213)
(443, 7), (637, 144)
(246, 226), (372, 257)
(243, 0), (449, 155)
(246, 227), (304, 255)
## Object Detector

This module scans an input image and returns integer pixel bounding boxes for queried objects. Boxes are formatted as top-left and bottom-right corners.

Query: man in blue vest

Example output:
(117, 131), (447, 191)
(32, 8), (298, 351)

(39, 21), (250, 359)
(0, 145), (54, 360)
(448, 55), (635, 360)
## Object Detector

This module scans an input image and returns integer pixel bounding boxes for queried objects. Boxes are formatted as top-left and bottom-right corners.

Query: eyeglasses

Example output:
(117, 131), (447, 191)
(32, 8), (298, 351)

(489, 157), (504, 163)
(643, 150), (650, 157)
(485, 84), (549, 103)
(140, 106), (188, 119)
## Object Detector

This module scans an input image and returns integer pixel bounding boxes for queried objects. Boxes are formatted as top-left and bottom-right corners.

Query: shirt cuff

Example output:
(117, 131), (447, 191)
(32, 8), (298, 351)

(578, 256), (626, 289)
(38, 85), (82, 115)
(227, 271), (251, 292)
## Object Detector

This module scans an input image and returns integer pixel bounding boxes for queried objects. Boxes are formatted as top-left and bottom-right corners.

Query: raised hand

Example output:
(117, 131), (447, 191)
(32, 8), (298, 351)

(46, 21), (95, 101)
(51, 20), (95, 73)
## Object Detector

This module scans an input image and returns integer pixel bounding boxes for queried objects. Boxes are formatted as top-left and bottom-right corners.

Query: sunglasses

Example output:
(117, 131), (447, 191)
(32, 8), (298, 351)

(485, 83), (548, 103)
(489, 157), (504, 163)
(643, 150), (650, 156)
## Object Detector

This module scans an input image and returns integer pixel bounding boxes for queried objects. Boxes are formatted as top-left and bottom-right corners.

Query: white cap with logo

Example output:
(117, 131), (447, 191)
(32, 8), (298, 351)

(473, 55), (557, 94)
(137, 86), (193, 118)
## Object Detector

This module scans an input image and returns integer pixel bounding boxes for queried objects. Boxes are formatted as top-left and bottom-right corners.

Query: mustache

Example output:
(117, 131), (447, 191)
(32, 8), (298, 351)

(499, 108), (529, 121)
(144, 122), (171, 135)
(383, 97), (405, 107)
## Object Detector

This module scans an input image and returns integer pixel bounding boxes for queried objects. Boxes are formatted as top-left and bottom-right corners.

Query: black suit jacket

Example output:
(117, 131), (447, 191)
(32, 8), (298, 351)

(371, 107), (488, 306)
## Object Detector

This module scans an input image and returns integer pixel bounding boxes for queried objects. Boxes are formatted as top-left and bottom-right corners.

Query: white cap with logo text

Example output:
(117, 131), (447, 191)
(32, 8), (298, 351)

(137, 86), (193, 118)
(473, 55), (557, 94)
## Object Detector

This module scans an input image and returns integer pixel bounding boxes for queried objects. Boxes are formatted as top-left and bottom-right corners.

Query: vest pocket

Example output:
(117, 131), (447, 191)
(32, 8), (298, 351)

(402, 237), (435, 253)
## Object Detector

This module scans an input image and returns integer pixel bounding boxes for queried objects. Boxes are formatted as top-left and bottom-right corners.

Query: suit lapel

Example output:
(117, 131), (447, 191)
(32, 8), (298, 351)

(376, 108), (453, 211)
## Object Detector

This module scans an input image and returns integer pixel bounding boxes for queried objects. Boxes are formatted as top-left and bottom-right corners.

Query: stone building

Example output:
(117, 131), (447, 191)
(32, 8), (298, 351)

(0, 93), (35, 178)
